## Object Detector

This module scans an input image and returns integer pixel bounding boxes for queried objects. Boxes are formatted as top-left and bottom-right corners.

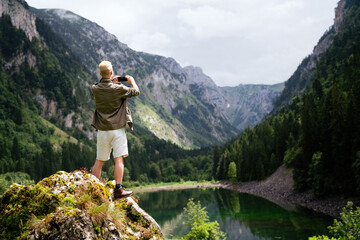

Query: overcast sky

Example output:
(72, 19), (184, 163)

(26, 0), (339, 86)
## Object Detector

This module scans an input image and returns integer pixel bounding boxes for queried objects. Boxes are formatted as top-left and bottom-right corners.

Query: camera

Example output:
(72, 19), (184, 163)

(115, 76), (128, 82)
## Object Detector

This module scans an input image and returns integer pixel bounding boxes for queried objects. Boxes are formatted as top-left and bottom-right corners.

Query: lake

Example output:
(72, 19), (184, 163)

(135, 187), (333, 240)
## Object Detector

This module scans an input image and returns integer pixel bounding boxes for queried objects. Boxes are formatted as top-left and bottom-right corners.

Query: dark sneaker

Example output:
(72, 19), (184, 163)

(114, 187), (133, 200)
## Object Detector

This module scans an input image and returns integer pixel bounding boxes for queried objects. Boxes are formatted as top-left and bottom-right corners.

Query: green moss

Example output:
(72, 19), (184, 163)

(115, 198), (132, 211)
(64, 196), (77, 207)
(38, 176), (57, 188)
(106, 180), (115, 190)
(68, 184), (75, 193)
(93, 221), (101, 234)
(1, 171), (164, 239)
(65, 208), (78, 216)
(83, 173), (90, 179)
(93, 182), (111, 200)
(0, 184), (61, 239)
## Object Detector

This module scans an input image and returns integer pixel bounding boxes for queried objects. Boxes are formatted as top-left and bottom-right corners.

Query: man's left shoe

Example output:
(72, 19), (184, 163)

(114, 187), (133, 200)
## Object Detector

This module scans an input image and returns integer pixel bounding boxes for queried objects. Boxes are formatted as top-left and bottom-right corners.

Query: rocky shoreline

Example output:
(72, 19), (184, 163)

(219, 165), (359, 219)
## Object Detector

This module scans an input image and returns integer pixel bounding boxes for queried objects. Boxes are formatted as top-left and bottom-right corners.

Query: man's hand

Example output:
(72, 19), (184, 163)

(124, 75), (134, 84)
(112, 75), (121, 83)
(125, 75), (139, 91)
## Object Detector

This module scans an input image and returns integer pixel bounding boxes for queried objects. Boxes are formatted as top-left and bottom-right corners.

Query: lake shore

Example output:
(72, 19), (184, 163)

(133, 182), (221, 193)
(218, 165), (360, 219)
(133, 165), (359, 218)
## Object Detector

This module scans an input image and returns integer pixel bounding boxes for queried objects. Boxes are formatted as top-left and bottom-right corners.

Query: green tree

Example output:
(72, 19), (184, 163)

(182, 199), (226, 240)
(123, 167), (131, 182)
(227, 162), (237, 181)
(149, 162), (161, 180)
(308, 152), (327, 196)
(0, 172), (34, 195)
(329, 202), (360, 239)
(11, 137), (23, 172)
(308, 236), (337, 240)
(139, 173), (149, 183)
(352, 151), (360, 193)
(309, 202), (360, 240)
(212, 145), (221, 179)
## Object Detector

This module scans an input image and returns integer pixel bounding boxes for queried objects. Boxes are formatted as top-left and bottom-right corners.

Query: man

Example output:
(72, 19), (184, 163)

(91, 60), (140, 199)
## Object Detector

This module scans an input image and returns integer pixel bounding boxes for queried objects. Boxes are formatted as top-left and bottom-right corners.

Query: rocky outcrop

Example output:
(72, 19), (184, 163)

(334, 0), (347, 34)
(0, 0), (40, 72)
(0, 0), (40, 41)
(0, 171), (164, 240)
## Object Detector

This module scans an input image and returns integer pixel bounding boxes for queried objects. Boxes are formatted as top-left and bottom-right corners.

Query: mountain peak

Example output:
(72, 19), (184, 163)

(49, 8), (81, 22)
(183, 65), (217, 87)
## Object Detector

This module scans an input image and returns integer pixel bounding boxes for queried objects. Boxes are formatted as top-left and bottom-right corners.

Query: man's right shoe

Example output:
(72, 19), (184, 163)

(114, 187), (133, 200)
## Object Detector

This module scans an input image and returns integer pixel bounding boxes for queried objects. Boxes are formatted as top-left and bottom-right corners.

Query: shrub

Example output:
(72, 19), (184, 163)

(182, 199), (226, 240)
(309, 202), (360, 240)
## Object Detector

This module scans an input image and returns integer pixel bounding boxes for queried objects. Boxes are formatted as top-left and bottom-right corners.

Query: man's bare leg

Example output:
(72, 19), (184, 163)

(113, 156), (133, 199)
(92, 160), (105, 179)
(114, 156), (124, 185)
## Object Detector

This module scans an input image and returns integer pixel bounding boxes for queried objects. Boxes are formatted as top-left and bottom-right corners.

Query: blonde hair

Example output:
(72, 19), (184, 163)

(99, 61), (113, 76)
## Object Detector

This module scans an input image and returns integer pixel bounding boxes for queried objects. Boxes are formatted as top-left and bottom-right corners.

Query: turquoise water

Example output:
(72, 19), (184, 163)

(135, 188), (333, 240)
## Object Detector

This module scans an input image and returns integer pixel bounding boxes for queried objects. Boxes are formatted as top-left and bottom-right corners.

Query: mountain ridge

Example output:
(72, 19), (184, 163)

(31, 7), (240, 148)
(31, 7), (283, 138)
(183, 65), (284, 130)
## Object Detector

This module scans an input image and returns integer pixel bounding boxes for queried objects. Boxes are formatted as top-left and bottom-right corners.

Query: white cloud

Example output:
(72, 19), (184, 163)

(266, 0), (305, 17)
(128, 32), (171, 56)
(177, 6), (243, 39)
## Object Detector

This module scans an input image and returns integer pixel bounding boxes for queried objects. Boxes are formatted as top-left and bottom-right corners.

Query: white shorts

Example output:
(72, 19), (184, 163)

(96, 128), (128, 161)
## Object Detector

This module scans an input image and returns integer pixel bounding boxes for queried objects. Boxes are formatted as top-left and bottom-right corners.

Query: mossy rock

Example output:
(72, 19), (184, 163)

(0, 171), (164, 240)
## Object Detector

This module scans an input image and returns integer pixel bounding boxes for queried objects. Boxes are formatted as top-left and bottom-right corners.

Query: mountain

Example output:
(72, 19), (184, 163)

(214, 0), (360, 197)
(31, 7), (284, 141)
(30, 8), (239, 148)
(0, 0), (218, 185)
(0, 0), (220, 184)
(272, 0), (348, 111)
(183, 64), (284, 130)
(0, 170), (164, 239)
(0, 0), (283, 186)
(183, 66), (284, 130)
(219, 83), (284, 130)
(0, 0), (98, 180)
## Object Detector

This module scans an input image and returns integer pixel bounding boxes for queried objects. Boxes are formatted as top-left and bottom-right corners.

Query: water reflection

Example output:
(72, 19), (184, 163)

(135, 188), (332, 240)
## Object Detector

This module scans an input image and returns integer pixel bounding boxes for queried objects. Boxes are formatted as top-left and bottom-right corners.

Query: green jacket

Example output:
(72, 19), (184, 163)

(91, 78), (140, 131)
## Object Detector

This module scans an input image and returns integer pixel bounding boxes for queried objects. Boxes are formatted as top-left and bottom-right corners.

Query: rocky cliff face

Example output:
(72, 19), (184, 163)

(0, 171), (164, 239)
(0, 0), (39, 41)
(334, 0), (347, 34)
(0, 0), (39, 71)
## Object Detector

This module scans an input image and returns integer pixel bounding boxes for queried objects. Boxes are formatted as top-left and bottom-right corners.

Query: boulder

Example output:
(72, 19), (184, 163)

(0, 170), (164, 240)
